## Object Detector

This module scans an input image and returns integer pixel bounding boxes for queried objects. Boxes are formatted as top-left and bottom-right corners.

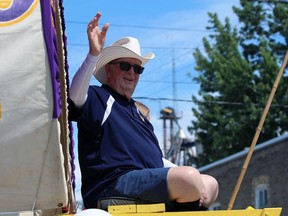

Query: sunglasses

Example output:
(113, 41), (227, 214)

(108, 61), (145, 74)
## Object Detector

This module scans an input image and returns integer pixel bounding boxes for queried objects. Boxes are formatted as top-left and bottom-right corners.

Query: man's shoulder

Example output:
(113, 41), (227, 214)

(87, 85), (112, 105)
(89, 85), (101, 91)
(88, 85), (108, 95)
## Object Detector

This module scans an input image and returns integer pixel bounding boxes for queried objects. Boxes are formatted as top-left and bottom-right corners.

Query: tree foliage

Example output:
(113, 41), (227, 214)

(189, 0), (288, 167)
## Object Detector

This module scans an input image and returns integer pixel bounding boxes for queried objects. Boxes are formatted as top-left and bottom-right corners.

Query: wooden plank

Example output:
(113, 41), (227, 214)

(0, 212), (33, 216)
(110, 207), (282, 216)
(136, 204), (165, 213)
(108, 204), (137, 213)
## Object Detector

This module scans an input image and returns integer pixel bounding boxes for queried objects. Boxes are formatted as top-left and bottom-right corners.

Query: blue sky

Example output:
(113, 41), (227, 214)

(63, 0), (240, 207)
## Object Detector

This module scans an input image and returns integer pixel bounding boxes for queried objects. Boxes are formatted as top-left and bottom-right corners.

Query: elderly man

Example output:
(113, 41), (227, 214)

(69, 12), (218, 211)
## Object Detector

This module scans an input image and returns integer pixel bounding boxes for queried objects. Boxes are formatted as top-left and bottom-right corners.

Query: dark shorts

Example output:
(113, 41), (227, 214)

(99, 168), (171, 205)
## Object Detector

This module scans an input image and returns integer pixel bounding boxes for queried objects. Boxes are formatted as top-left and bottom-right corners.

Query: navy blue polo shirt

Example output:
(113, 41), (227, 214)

(69, 84), (163, 208)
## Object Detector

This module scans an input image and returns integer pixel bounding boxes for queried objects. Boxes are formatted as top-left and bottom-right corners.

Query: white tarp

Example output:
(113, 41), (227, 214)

(0, 0), (68, 212)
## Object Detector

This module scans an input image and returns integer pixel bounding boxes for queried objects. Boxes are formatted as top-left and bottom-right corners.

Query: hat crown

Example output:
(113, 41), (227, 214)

(112, 37), (141, 56)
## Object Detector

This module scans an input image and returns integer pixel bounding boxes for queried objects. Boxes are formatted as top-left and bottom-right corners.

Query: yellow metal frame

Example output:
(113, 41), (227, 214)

(108, 203), (282, 216)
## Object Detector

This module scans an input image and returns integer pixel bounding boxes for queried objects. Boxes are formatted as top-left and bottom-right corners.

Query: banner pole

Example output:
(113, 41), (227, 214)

(227, 50), (288, 210)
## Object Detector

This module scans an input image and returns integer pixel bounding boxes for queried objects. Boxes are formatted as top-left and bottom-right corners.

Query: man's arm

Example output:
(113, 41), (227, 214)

(69, 54), (98, 108)
(69, 12), (109, 108)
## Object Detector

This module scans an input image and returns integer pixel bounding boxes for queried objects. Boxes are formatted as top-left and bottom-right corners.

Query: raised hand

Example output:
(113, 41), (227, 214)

(87, 12), (109, 56)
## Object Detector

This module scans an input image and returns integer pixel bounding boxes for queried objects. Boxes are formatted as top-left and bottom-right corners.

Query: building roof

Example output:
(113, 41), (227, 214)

(198, 133), (288, 172)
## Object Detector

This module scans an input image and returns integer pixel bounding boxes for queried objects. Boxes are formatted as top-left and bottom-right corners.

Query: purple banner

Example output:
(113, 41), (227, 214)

(40, 0), (61, 118)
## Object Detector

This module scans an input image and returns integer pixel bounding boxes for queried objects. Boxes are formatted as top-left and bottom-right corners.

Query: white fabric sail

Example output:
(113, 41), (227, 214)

(0, 0), (68, 212)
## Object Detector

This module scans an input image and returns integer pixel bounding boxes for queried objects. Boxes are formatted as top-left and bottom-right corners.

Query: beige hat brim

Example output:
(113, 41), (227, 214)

(93, 45), (155, 84)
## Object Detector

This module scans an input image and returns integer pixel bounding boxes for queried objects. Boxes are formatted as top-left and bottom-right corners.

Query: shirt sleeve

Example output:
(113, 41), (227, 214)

(69, 53), (99, 108)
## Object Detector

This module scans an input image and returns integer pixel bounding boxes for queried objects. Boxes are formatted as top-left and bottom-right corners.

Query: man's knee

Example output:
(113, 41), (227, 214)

(167, 166), (203, 202)
(200, 174), (219, 207)
(168, 166), (202, 183)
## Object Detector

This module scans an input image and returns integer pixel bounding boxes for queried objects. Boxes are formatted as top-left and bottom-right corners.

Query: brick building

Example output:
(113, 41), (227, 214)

(199, 133), (288, 215)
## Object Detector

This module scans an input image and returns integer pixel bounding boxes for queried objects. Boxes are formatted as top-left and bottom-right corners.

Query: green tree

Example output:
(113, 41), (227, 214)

(189, 0), (288, 167)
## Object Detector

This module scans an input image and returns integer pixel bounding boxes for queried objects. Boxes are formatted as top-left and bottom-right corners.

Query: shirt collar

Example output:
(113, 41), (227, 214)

(102, 84), (135, 104)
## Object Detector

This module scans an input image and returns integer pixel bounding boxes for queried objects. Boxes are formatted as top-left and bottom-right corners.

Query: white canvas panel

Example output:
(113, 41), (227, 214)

(0, 2), (67, 212)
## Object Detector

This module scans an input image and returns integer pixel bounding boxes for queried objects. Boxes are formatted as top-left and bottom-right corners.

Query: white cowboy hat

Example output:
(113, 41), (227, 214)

(93, 37), (155, 84)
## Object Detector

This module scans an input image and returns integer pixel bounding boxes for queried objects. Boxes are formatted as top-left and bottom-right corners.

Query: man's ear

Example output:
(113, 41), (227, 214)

(105, 64), (111, 78)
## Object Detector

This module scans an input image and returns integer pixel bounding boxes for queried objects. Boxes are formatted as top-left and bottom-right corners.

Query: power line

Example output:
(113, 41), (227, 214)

(141, 49), (196, 80)
(140, 80), (197, 84)
(138, 61), (198, 96)
(66, 20), (211, 33)
(67, 43), (196, 50)
(257, 0), (288, 3)
(134, 96), (288, 108)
